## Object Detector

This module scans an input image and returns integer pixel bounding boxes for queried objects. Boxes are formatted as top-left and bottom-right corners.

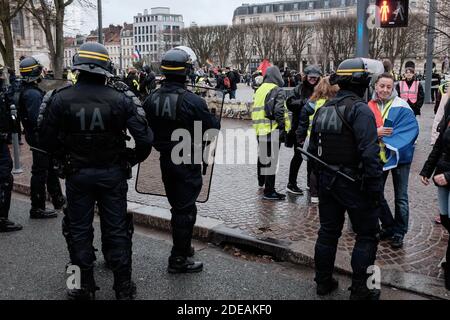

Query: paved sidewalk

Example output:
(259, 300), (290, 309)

(9, 102), (449, 299)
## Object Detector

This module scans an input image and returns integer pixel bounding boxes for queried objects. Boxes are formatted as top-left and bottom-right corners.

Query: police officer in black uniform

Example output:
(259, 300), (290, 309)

(143, 47), (220, 273)
(38, 42), (153, 300)
(18, 57), (65, 219)
(0, 66), (22, 232)
(308, 58), (383, 300)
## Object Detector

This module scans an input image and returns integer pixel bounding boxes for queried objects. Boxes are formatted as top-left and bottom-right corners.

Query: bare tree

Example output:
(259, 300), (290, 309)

(286, 23), (314, 71)
(318, 16), (356, 67)
(212, 25), (235, 67)
(248, 22), (278, 62)
(381, 14), (426, 74)
(26, 0), (94, 78)
(230, 24), (253, 71)
(181, 26), (218, 67)
(0, 0), (28, 68)
(369, 28), (384, 60)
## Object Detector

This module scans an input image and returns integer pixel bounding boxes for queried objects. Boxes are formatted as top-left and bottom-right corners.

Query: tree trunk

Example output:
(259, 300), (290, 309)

(0, 6), (15, 68)
(54, 0), (65, 78)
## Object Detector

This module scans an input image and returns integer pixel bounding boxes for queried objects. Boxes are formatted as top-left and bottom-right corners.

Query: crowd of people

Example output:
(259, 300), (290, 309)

(2, 47), (450, 300)
(251, 57), (449, 299)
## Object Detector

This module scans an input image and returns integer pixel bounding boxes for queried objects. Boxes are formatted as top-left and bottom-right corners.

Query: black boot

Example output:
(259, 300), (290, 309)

(114, 280), (137, 300)
(0, 218), (23, 232)
(30, 208), (57, 219)
(349, 284), (381, 300)
(66, 269), (99, 300)
(52, 195), (67, 210)
(316, 278), (339, 296)
(168, 256), (203, 274)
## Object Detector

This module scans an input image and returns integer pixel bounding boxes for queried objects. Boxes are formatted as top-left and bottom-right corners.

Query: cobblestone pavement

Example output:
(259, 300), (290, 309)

(10, 96), (448, 282)
(129, 101), (448, 280)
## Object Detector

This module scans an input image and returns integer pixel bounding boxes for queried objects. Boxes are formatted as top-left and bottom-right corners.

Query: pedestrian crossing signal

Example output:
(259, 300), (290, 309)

(375, 0), (409, 28)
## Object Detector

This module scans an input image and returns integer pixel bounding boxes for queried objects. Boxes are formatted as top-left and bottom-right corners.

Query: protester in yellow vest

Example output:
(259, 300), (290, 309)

(252, 66), (291, 201)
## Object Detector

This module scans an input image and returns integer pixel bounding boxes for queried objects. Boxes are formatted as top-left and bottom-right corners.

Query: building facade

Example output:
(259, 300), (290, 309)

(0, 10), (52, 73)
(133, 7), (184, 64)
(120, 23), (135, 73)
(232, 0), (444, 74)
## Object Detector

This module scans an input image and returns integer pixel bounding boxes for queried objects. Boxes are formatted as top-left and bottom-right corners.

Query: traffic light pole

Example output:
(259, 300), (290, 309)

(425, 0), (436, 104)
(356, 0), (370, 58)
(98, 0), (103, 44)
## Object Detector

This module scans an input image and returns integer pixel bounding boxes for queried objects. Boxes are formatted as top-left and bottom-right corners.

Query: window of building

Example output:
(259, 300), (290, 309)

(291, 14), (299, 22)
(276, 15), (284, 23)
(338, 10), (347, 17)
(309, 2), (314, 9)
(321, 12), (331, 19)
(134, 36), (137, 42)
(293, 3), (298, 10)
(279, 4), (283, 11)
(307, 44), (312, 54)
(306, 13), (315, 21)
(341, 0), (346, 7)
(134, 27), (137, 34)
(146, 44), (149, 52)
(146, 26), (149, 34)
(266, 5), (271, 13)
(146, 35), (149, 42)
(253, 6), (258, 14)
(324, 0), (330, 8)
(250, 17), (260, 23)
(240, 18), (245, 24)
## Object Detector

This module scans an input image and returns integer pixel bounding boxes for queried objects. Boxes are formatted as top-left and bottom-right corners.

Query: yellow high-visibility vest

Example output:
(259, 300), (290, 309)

(307, 98), (327, 137)
(378, 99), (394, 163)
(252, 83), (291, 136)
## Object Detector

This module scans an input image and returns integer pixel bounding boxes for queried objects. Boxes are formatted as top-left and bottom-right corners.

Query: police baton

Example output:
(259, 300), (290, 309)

(29, 146), (49, 155)
(296, 147), (356, 183)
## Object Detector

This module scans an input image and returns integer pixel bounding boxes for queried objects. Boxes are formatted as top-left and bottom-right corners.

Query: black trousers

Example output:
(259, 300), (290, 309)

(314, 171), (379, 286)
(64, 166), (133, 287)
(160, 153), (202, 258)
(257, 135), (281, 195)
(30, 150), (63, 210)
(0, 143), (13, 220)
(288, 142), (303, 186)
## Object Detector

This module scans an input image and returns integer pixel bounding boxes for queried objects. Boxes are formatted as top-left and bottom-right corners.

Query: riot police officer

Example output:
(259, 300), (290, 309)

(38, 42), (153, 300)
(308, 58), (383, 300)
(143, 47), (220, 273)
(18, 57), (65, 219)
(0, 66), (22, 232)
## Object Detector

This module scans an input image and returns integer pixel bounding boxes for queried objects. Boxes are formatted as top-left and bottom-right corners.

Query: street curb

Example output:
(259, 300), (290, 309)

(13, 181), (449, 300)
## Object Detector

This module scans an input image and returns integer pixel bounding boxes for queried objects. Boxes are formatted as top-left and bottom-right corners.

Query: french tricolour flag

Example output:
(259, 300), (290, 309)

(132, 49), (141, 60)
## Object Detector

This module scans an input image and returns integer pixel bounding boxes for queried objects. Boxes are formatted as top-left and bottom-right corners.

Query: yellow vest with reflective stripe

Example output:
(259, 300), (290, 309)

(307, 98), (327, 137)
(378, 99), (394, 163)
(252, 83), (291, 136)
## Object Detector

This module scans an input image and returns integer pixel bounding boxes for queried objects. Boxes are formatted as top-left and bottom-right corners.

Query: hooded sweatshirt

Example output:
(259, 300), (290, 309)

(262, 66), (288, 130)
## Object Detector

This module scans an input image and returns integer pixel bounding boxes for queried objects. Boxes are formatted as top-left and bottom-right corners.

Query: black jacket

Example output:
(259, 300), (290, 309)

(18, 83), (45, 146)
(420, 99), (450, 184)
(286, 81), (315, 145)
(39, 75), (153, 168)
(308, 90), (383, 192)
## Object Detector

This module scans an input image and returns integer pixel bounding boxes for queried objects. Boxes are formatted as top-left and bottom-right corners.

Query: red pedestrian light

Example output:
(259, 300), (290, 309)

(375, 0), (409, 28)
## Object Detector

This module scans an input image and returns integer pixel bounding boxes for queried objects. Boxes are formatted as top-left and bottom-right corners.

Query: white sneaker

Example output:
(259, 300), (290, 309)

(311, 197), (319, 204)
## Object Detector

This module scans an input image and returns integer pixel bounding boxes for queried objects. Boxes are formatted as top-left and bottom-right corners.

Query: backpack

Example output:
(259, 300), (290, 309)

(224, 76), (231, 89)
(264, 87), (282, 120)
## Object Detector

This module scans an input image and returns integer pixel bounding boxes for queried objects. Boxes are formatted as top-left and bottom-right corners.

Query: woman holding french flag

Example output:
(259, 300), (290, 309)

(368, 72), (419, 249)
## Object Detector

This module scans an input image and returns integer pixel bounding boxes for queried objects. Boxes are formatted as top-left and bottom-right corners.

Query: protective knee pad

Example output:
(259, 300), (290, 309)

(71, 241), (96, 269)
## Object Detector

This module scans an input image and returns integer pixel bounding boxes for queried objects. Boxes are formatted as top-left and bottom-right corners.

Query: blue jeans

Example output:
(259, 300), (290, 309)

(379, 163), (411, 237)
(437, 187), (450, 218)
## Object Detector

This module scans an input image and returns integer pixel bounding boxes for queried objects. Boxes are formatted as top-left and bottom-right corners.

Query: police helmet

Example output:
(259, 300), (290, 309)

(72, 42), (113, 77)
(330, 58), (370, 88)
(19, 57), (43, 83)
(161, 46), (197, 77)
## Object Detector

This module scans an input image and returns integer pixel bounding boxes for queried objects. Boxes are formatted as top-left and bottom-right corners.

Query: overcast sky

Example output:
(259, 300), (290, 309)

(65, 0), (277, 36)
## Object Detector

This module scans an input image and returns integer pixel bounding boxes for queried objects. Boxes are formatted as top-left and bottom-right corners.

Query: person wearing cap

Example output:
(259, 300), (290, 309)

(38, 42), (153, 300)
(286, 65), (321, 198)
(18, 57), (66, 219)
(396, 61), (424, 117)
(0, 66), (23, 232)
(143, 47), (220, 273)
(308, 58), (383, 300)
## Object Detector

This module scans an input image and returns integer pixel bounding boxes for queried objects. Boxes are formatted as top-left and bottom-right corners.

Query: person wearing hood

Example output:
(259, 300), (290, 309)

(252, 66), (291, 200)
(369, 73), (419, 249)
(285, 65), (321, 197)
(396, 61), (424, 116)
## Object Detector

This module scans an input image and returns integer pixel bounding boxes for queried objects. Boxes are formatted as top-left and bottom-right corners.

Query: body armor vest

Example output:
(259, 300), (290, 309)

(147, 87), (187, 149)
(313, 95), (361, 167)
(63, 99), (125, 167)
